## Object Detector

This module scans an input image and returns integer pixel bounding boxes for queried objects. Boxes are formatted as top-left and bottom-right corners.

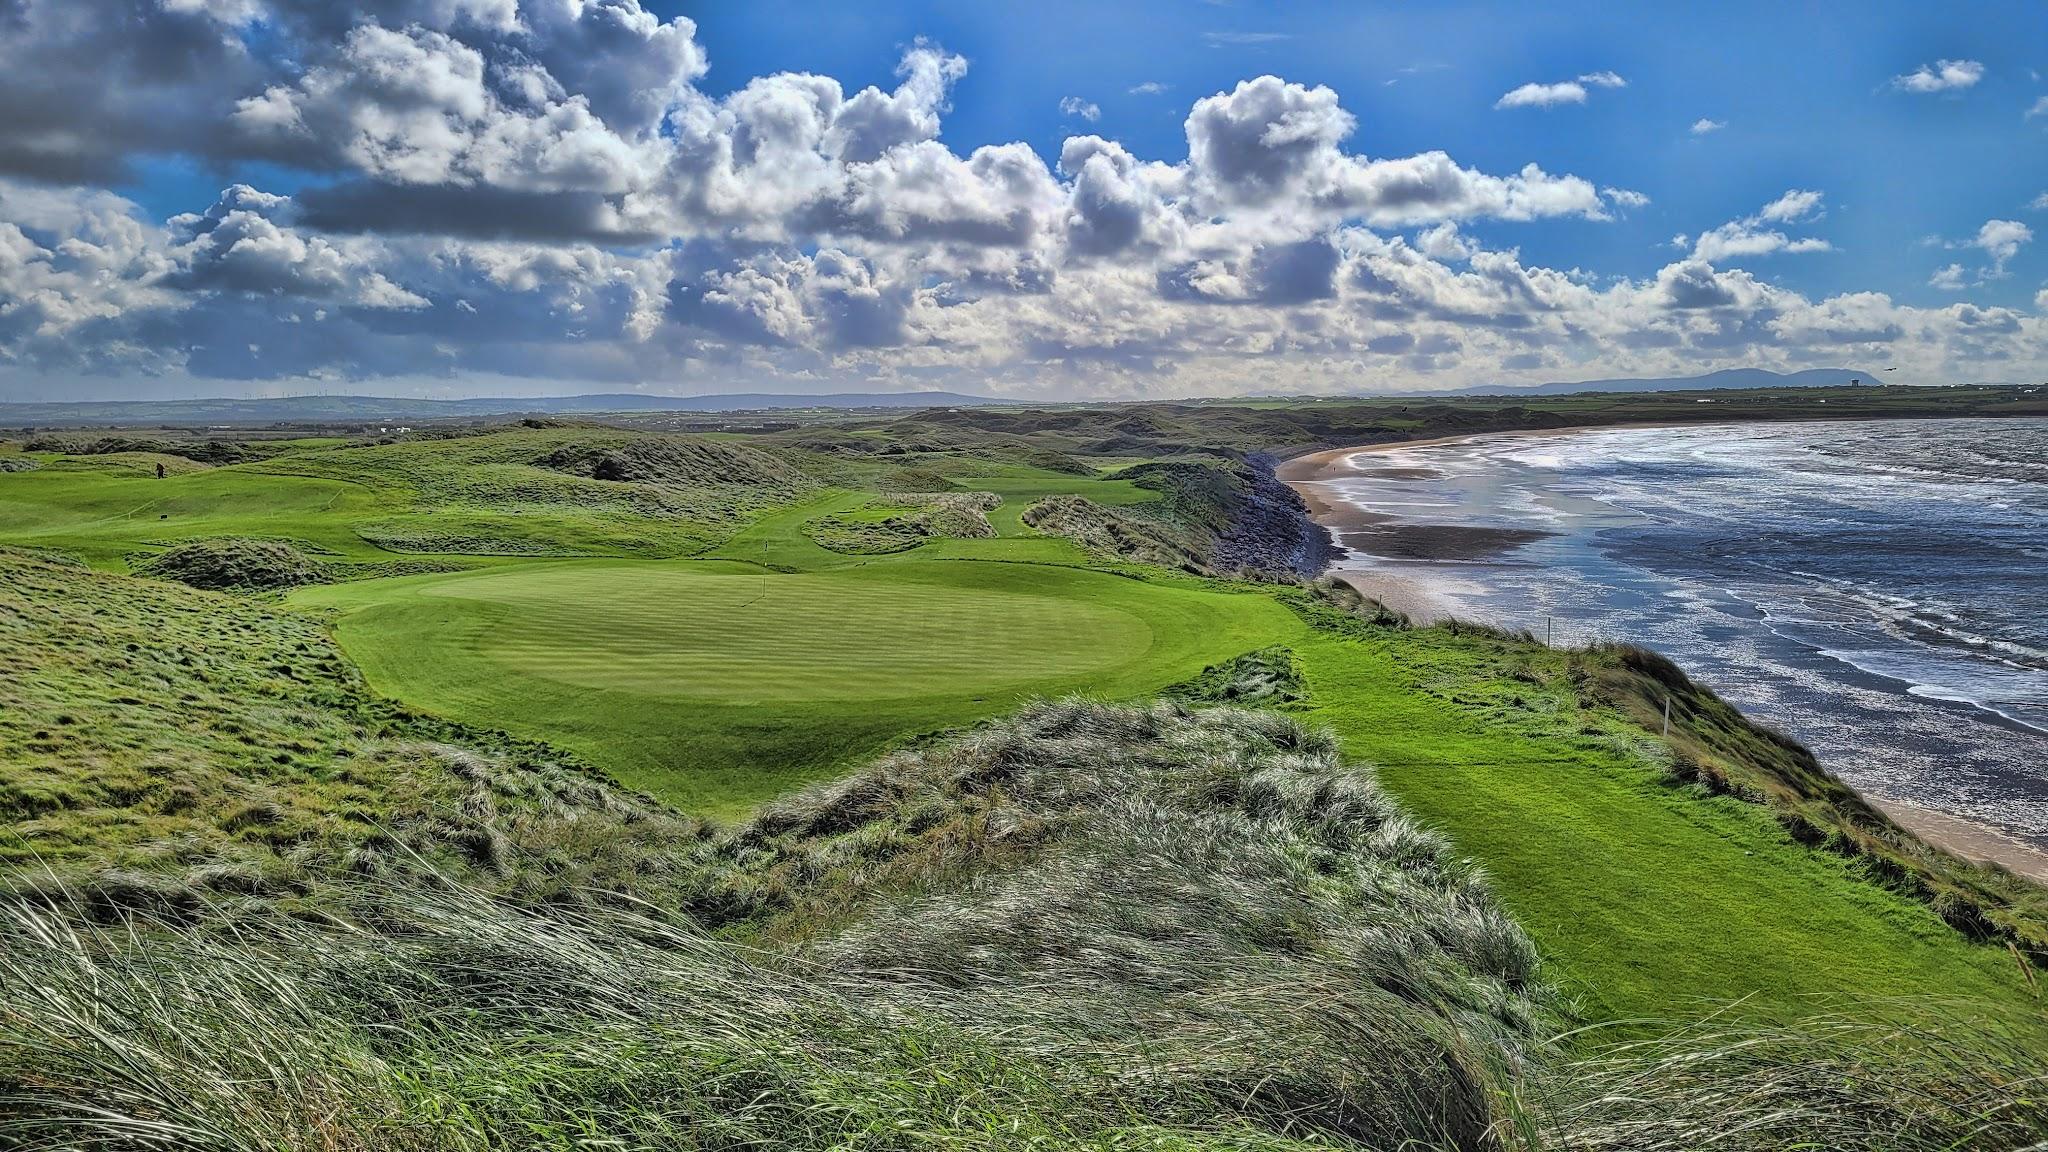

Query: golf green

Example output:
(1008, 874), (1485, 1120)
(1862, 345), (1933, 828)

(294, 557), (1304, 813)
(389, 564), (1148, 701)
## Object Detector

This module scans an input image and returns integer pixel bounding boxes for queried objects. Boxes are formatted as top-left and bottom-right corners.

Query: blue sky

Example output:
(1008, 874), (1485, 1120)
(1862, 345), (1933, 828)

(682, 0), (2047, 308)
(1, 0), (2044, 399)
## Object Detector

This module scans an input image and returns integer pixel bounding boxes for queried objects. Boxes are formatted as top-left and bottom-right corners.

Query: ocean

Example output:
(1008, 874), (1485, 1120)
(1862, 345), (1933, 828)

(1312, 417), (2048, 851)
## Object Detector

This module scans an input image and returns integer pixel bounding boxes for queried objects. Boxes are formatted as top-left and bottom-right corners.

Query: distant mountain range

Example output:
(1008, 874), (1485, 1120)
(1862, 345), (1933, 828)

(1465, 367), (1883, 397)
(0, 370), (1906, 427)
(0, 390), (1006, 427)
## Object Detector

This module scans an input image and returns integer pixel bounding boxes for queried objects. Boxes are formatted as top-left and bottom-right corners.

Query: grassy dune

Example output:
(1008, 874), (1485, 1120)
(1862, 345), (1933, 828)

(0, 426), (823, 570)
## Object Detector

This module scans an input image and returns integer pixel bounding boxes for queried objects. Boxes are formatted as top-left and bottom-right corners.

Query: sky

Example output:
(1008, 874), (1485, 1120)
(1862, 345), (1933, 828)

(0, 1), (2044, 401)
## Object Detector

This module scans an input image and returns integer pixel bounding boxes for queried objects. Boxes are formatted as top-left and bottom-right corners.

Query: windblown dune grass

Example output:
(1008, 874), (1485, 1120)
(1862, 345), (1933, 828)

(5, 701), (2043, 1151)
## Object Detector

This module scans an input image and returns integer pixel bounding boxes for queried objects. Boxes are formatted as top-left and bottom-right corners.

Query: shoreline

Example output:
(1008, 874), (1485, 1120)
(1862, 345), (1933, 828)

(1878, 799), (2048, 885)
(1281, 429), (1551, 625)
(1278, 422), (2048, 888)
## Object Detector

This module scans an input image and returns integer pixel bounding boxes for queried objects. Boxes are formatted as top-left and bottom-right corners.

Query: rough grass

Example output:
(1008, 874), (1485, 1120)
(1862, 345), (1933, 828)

(0, 689), (1551, 1151)
(3, 705), (2043, 1150)
(138, 536), (330, 591)
(0, 701), (1547, 1151)
(1524, 1010), (2048, 1151)
(805, 490), (1000, 554)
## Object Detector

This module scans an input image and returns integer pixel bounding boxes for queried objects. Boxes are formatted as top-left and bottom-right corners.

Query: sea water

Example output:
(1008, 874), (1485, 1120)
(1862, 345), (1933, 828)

(1318, 417), (2048, 849)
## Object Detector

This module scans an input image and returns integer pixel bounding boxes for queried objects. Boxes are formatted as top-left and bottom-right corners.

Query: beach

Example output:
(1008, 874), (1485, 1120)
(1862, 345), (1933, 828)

(1281, 434), (1558, 624)
(1282, 422), (2048, 886)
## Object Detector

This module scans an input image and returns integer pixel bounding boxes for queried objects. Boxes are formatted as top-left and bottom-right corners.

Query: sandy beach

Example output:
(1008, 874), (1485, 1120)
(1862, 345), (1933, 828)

(1879, 800), (2048, 885)
(1283, 429), (2048, 888)
(1282, 433), (1528, 625)
(1275, 434), (1490, 484)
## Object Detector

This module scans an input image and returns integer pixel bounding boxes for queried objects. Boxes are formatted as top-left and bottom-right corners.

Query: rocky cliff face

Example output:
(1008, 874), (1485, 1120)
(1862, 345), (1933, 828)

(1024, 454), (1338, 579)
(1211, 453), (1340, 577)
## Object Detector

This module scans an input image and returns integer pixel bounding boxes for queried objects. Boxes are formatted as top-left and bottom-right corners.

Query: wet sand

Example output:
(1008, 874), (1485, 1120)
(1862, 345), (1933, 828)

(1276, 435), (1485, 483)
(1880, 800), (2048, 885)
(1285, 438), (1554, 564)
(1283, 430), (2048, 888)
(1321, 569), (1462, 624)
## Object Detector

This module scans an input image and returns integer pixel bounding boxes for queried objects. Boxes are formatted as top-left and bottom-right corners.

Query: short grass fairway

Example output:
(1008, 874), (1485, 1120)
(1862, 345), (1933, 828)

(1291, 631), (2046, 1028)
(0, 465), (389, 567)
(294, 558), (1303, 814)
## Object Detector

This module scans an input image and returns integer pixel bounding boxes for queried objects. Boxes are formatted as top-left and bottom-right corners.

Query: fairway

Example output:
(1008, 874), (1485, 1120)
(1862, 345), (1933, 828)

(294, 557), (1305, 813)
(0, 466), (384, 567)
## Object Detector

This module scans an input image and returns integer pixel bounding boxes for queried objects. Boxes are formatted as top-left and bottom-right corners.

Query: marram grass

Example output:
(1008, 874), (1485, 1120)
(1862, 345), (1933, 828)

(5, 702), (2046, 1151)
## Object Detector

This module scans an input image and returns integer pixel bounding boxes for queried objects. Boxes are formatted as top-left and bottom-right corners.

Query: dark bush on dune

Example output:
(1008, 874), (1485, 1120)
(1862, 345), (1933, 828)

(1166, 645), (1310, 707)
(1022, 494), (1209, 570)
(541, 435), (813, 490)
(139, 538), (328, 591)
(883, 465), (956, 490)
(23, 435), (257, 464)
(806, 492), (999, 554)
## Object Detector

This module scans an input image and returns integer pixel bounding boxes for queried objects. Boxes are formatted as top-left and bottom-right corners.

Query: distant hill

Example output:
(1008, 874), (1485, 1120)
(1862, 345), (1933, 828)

(1465, 367), (1883, 397)
(0, 390), (1006, 427)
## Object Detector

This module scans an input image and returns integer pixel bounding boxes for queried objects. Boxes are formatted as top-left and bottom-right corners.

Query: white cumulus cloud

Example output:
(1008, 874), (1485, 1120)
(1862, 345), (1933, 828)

(1496, 81), (1586, 109)
(1892, 59), (1984, 93)
(1690, 191), (1832, 261)
(0, 6), (2041, 399)
(1496, 71), (1625, 109)
(1758, 189), (1824, 223)
(1969, 218), (2033, 276)
(1058, 96), (1101, 122)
